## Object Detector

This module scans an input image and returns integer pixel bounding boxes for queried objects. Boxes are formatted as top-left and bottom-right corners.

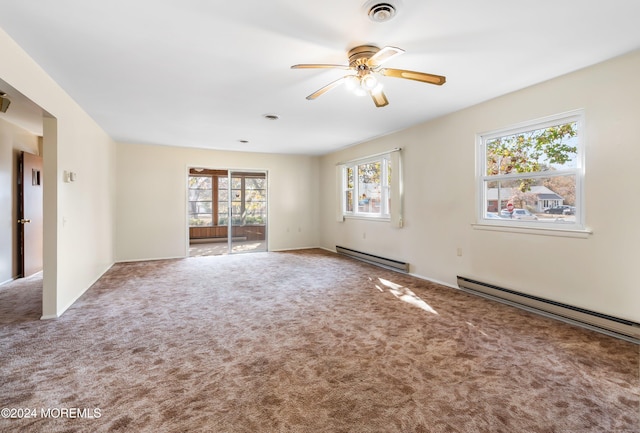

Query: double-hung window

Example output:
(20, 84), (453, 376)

(477, 110), (585, 231)
(342, 153), (392, 219)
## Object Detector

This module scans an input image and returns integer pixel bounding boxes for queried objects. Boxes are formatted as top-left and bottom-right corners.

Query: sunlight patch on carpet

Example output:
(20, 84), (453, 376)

(377, 277), (438, 315)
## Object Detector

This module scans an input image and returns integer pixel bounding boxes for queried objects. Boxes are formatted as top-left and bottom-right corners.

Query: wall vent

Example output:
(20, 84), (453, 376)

(457, 276), (640, 344)
(336, 246), (408, 273)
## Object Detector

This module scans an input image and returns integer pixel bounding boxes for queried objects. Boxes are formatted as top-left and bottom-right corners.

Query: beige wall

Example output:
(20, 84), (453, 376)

(0, 28), (117, 317)
(319, 50), (640, 323)
(116, 142), (319, 261)
(0, 117), (40, 284)
(2, 18), (637, 324)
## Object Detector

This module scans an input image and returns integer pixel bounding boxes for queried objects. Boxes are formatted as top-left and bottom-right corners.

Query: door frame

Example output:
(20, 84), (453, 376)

(17, 151), (44, 277)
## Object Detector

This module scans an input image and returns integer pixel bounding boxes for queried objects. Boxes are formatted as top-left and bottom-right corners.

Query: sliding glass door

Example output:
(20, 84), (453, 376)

(188, 169), (267, 256)
(229, 171), (267, 253)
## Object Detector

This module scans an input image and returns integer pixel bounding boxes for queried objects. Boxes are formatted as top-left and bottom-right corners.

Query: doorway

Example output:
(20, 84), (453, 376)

(0, 77), (47, 320)
(18, 151), (44, 277)
(188, 168), (267, 256)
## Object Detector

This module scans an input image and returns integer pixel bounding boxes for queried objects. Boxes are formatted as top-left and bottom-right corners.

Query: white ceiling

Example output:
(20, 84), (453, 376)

(0, 0), (639, 155)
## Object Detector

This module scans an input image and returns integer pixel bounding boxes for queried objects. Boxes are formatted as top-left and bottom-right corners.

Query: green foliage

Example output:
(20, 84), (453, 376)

(487, 122), (577, 192)
(189, 218), (211, 227)
(358, 162), (381, 184)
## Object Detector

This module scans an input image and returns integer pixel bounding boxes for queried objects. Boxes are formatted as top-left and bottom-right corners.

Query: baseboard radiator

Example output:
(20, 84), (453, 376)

(336, 246), (409, 273)
(457, 276), (640, 344)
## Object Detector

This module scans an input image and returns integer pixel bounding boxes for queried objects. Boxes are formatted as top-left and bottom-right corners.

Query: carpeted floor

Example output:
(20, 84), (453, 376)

(0, 249), (638, 433)
(189, 240), (267, 257)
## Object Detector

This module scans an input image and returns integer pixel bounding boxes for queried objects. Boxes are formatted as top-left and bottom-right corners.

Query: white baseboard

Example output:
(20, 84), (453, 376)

(408, 272), (458, 290)
(41, 263), (114, 320)
(0, 276), (19, 287)
(270, 246), (323, 252)
(115, 255), (185, 263)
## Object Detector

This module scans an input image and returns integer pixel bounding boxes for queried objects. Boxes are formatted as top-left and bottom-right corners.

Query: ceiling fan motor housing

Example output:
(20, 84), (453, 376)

(348, 45), (380, 68)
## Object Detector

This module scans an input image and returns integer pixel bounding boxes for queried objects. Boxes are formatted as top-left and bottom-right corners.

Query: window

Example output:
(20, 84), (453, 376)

(229, 175), (267, 225)
(342, 154), (392, 219)
(477, 111), (584, 231)
(188, 175), (213, 226)
(190, 171), (267, 227)
(217, 176), (229, 226)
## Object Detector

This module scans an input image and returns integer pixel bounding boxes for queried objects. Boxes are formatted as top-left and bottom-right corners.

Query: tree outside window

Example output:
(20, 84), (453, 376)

(342, 154), (391, 218)
(479, 111), (584, 229)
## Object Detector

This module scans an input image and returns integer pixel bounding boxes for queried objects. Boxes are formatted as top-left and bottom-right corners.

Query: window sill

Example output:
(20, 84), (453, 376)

(472, 223), (592, 238)
(343, 215), (391, 222)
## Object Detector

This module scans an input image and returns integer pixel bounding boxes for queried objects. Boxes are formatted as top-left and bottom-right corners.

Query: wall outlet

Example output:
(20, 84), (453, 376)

(456, 247), (463, 257)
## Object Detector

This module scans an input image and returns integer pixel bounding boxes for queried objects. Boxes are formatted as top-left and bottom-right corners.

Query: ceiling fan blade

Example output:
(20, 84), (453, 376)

(306, 76), (351, 100)
(291, 64), (351, 70)
(370, 90), (389, 107)
(368, 46), (405, 67)
(379, 68), (446, 85)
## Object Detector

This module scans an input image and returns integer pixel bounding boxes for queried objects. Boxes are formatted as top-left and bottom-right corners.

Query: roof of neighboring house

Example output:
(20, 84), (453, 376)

(486, 186), (563, 201)
(536, 193), (564, 200)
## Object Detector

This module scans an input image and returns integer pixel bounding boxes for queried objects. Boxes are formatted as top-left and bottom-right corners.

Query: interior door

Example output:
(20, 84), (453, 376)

(229, 171), (267, 254)
(18, 151), (43, 277)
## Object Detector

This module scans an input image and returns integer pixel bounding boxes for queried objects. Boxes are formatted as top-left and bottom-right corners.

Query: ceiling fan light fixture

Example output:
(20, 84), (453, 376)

(360, 74), (379, 91)
(292, 38), (445, 108)
(344, 76), (359, 91)
(352, 87), (368, 97)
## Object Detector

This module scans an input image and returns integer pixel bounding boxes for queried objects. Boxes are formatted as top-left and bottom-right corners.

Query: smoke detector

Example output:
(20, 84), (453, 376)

(364, 1), (399, 22)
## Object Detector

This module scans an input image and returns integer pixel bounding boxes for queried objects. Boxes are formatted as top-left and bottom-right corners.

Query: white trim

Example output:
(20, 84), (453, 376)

(336, 147), (401, 166)
(336, 165), (344, 222)
(344, 215), (391, 222)
(270, 246), (322, 252)
(40, 263), (113, 320)
(336, 147), (404, 223)
(0, 276), (18, 286)
(408, 272), (458, 290)
(116, 255), (186, 263)
(390, 150), (403, 228)
(472, 223), (592, 238)
(476, 110), (585, 232)
(477, 109), (585, 140)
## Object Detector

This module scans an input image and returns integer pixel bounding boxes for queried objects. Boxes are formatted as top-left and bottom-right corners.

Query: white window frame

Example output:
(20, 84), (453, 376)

(341, 153), (392, 220)
(475, 110), (589, 236)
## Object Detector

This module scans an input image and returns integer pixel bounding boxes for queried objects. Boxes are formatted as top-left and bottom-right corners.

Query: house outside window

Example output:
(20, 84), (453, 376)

(477, 110), (584, 230)
(342, 154), (391, 219)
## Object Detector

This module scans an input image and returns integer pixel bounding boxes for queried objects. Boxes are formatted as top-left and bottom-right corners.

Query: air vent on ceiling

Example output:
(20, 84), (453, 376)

(367, 2), (397, 22)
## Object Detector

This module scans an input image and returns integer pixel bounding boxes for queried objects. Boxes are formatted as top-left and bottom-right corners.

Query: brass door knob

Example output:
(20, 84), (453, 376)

(18, 219), (31, 224)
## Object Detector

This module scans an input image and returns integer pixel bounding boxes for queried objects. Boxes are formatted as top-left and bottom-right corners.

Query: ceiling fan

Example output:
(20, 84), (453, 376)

(291, 45), (446, 107)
